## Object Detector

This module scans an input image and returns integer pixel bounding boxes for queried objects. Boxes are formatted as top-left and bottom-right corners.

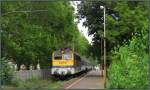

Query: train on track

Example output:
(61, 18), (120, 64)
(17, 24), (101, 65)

(51, 48), (92, 76)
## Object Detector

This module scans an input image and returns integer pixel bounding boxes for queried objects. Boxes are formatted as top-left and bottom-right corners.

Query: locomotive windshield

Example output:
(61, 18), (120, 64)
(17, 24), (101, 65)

(63, 53), (72, 60)
(54, 55), (62, 60)
(54, 51), (62, 60)
(53, 48), (72, 60)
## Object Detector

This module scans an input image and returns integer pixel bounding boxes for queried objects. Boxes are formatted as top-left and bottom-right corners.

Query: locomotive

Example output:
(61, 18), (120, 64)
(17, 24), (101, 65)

(51, 48), (91, 76)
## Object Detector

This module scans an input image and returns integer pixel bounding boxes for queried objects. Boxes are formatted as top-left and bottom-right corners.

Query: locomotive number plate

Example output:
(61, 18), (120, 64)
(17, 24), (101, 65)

(53, 60), (74, 66)
(59, 61), (67, 64)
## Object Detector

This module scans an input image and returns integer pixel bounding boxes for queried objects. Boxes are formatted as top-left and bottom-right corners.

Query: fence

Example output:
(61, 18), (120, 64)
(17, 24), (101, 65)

(13, 69), (51, 81)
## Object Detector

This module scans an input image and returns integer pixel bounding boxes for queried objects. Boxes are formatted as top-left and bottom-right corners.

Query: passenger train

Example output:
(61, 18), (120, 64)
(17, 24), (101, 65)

(51, 48), (91, 76)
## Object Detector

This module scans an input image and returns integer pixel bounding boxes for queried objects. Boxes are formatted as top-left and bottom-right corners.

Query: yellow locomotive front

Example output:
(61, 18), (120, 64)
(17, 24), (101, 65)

(51, 48), (75, 75)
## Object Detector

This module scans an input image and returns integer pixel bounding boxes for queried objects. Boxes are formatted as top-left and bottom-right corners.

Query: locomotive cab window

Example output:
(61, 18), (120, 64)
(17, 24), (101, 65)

(63, 53), (72, 60)
(54, 51), (62, 60)
(54, 55), (62, 60)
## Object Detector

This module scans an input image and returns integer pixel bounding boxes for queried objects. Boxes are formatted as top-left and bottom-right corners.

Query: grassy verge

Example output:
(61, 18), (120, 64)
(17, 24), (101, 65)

(1, 76), (80, 89)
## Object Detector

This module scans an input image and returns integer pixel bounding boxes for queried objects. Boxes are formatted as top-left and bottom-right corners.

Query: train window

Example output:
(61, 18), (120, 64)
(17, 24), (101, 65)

(54, 51), (62, 60)
(63, 53), (72, 60)
(54, 55), (62, 60)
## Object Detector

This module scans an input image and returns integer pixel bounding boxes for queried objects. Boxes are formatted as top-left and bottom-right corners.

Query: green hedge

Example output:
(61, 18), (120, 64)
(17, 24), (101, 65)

(107, 25), (148, 89)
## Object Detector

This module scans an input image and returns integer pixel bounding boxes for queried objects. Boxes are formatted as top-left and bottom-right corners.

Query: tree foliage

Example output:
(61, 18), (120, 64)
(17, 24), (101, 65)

(1, 1), (91, 69)
(77, 1), (148, 62)
(77, 1), (148, 88)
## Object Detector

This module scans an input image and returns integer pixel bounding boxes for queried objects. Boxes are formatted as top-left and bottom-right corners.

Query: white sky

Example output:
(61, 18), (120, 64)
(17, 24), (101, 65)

(70, 1), (93, 44)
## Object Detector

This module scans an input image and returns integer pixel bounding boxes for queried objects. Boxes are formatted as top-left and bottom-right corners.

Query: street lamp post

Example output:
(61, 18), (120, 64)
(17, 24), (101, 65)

(100, 5), (106, 88)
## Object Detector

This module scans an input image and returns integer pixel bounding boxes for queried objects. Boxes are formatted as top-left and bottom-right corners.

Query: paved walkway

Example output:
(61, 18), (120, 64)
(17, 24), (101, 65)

(65, 70), (104, 89)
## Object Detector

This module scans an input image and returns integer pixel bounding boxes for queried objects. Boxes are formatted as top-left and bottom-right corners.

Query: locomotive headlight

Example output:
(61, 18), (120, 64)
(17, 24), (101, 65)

(68, 68), (71, 70)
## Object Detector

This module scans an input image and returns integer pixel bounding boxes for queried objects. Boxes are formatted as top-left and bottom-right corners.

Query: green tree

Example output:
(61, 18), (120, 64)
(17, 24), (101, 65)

(78, 1), (148, 88)
(77, 1), (148, 63)
(1, 1), (91, 69)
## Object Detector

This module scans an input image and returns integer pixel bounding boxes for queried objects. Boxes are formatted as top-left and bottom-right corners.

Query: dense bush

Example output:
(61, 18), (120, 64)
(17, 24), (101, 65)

(107, 23), (148, 88)
(0, 57), (13, 85)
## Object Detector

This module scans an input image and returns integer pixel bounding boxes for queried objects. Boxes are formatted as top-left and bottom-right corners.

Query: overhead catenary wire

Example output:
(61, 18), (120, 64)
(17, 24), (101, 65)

(2, 10), (49, 16)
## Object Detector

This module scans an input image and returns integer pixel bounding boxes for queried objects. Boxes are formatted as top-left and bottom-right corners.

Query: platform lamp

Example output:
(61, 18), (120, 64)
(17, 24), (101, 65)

(100, 5), (119, 88)
(100, 5), (106, 88)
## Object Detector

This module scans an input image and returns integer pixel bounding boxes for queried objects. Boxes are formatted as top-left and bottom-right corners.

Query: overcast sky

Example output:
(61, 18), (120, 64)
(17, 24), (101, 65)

(70, 1), (93, 44)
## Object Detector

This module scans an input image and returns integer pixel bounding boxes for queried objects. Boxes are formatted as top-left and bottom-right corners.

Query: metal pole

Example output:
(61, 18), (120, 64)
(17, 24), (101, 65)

(0, 1), (2, 86)
(2, 10), (49, 16)
(103, 6), (106, 88)
(101, 38), (103, 76)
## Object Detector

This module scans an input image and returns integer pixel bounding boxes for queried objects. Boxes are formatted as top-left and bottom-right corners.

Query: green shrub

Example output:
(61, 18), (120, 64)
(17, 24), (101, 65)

(0, 57), (13, 85)
(11, 78), (23, 87)
(107, 26), (148, 88)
